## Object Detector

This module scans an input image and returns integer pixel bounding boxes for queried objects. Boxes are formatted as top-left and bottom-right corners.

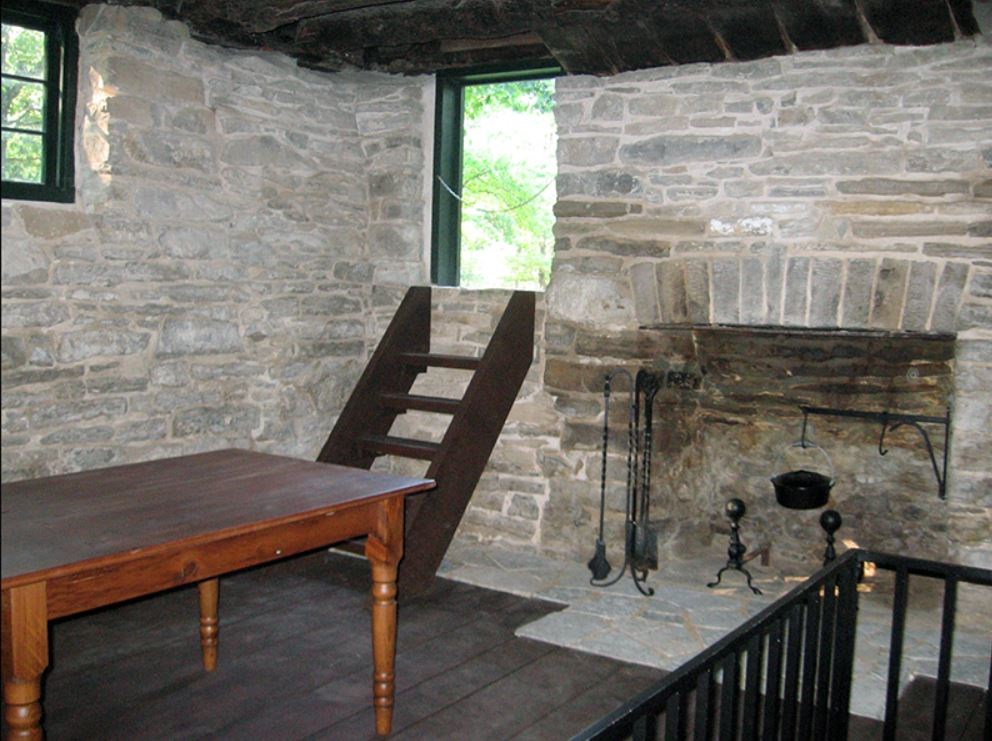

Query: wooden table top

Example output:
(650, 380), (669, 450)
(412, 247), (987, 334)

(1, 449), (434, 587)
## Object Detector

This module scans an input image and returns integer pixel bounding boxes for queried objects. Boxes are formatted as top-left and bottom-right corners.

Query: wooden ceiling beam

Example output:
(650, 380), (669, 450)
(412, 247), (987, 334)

(552, 0), (617, 11)
(772, 0), (865, 53)
(295, 0), (553, 52)
(439, 32), (545, 54)
(93, 0), (984, 75)
(861, 0), (959, 45)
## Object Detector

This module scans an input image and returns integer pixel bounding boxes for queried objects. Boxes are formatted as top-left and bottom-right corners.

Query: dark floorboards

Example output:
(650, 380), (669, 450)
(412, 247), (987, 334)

(5, 550), (986, 740)
(16, 551), (663, 740)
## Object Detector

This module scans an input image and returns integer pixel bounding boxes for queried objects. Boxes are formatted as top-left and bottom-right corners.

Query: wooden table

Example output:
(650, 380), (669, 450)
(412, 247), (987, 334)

(1, 449), (434, 739)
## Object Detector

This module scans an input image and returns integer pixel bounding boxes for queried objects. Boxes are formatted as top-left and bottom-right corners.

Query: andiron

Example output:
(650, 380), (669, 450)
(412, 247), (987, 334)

(708, 498), (762, 595)
(820, 509), (842, 565)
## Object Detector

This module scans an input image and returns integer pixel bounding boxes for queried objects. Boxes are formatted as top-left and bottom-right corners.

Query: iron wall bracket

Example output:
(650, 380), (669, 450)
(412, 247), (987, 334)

(799, 405), (952, 499)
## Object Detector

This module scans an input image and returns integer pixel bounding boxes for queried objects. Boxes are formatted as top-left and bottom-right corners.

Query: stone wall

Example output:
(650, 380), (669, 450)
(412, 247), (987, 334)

(2, 5), (989, 573)
(544, 39), (991, 568)
(1, 6), (430, 480)
(369, 286), (557, 548)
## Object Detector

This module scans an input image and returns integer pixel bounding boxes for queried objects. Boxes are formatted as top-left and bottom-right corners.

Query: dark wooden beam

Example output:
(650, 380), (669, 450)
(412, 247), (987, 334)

(709, 2), (789, 61)
(296, 0), (552, 53)
(552, 0), (617, 10)
(94, 0), (984, 76)
(236, 1), (422, 34)
(773, 0), (865, 52)
(861, 0), (959, 45)
(439, 31), (544, 54)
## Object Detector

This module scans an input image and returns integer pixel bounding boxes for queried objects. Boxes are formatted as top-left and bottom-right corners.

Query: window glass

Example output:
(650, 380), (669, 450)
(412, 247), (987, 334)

(2, 24), (47, 78)
(431, 65), (559, 290)
(1, 2), (76, 202)
(2, 77), (46, 130)
(459, 80), (556, 290)
(2, 130), (44, 183)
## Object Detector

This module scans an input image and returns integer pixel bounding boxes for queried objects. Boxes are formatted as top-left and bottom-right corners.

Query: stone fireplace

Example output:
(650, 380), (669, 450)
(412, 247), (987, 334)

(540, 37), (991, 572)
(544, 324), (956, 568)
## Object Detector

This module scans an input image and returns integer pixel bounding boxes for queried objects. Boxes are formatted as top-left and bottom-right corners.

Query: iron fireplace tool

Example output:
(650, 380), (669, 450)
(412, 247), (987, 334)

(588, 368), (660, 596)
(708, 498), (762, 595)
(632, 369), (660, 576)
(587, 369), (631, 581)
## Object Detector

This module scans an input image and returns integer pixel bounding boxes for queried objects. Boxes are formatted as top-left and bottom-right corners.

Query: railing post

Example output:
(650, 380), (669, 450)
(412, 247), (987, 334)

(932, 577), (958, 741)
(718, 652), (739, 740)
(742, 634), (762, 740)
(694, 669), (712, 741)
(882, 565), (909, 741)
(632, 712), (656, 741)
(827, 558), (860, 740)
(569, 551), (990, 741)
(798, 589), (820, 740)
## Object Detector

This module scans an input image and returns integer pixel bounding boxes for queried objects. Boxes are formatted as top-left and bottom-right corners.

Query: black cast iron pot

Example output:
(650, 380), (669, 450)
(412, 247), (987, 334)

(771, 442), (834, 509)
(771, 469), (833, 509)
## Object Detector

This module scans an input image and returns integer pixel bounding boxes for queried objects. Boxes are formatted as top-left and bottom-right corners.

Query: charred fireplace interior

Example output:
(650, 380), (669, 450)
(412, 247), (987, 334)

(589, 325), (956, 572)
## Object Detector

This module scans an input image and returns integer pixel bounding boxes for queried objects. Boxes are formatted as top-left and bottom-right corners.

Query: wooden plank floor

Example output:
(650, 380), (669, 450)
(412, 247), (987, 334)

(4, 549), (985, 740)
(19, 551), (664, 740)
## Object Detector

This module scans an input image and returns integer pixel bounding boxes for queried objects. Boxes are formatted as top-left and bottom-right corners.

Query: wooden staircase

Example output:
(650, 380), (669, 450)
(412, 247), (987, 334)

(317, 286), (536, 595)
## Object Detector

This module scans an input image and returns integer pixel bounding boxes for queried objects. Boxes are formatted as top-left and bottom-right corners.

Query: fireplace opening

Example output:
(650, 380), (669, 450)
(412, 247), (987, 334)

(584, 324), (956, 580)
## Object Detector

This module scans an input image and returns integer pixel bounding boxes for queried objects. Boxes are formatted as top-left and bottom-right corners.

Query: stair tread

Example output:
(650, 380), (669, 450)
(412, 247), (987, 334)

(359, 434), (441, 460)
(318, 286), (536, 598)
(399, 352), (482, 370)
(380, 392), (462, 414)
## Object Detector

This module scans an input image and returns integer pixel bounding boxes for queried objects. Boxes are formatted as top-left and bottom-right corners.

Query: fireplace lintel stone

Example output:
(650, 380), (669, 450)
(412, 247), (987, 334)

(640, 323), (957, 344)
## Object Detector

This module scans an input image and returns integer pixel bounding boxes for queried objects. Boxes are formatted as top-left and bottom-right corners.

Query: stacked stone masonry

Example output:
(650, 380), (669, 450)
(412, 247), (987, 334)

(1, 6), (989, 573)
(2, 6), (430, 480)
(546, 39), (991, 569)
(550, 44), (990, 334)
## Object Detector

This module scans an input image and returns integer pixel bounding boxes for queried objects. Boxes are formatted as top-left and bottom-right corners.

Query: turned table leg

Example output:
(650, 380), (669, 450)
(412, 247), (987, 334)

(197, 578), (219, 672)
(369, 561), (398, 736)
(364, 496), (404, 737)
(2, 583), (49, 741)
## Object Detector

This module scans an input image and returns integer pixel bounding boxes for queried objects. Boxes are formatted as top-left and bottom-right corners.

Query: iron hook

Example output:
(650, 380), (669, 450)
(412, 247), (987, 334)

(878, 418), (889, 456)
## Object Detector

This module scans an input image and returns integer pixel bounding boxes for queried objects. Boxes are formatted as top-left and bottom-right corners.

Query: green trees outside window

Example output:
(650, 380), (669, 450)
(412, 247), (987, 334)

(432, 66), (559, 290)
(1, 1), (77, 202)
(460, 80), (556, 290)
(2, 24), (47, 183)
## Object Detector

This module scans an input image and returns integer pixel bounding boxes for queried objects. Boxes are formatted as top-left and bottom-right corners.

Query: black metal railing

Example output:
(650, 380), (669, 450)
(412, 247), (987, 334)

(572, 549), (992, 741)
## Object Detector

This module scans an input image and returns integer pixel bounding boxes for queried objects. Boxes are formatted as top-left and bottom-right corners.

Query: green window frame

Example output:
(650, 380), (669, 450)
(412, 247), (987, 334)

(1, 0), (78, 203)
(430, 62), (560, 287)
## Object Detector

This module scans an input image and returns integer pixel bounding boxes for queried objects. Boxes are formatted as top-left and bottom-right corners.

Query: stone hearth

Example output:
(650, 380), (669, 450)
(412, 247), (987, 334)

(438, 541), (992, 722)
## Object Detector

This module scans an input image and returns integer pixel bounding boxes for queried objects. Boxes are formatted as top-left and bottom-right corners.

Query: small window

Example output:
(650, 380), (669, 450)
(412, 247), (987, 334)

(431, 64), (559, 290)
(1, 0), (77, 203)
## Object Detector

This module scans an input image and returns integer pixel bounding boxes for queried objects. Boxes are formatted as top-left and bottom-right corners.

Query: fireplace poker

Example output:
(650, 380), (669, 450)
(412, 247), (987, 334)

(588, 368), (661, 596)
(633, 369), (660, 574)
(588, 370), (627, 581)
(588, 369), (633, 586)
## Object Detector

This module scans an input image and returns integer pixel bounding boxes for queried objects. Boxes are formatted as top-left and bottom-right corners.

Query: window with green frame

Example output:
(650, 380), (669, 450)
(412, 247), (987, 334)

(1, 0), (77, 203)
(431, 63), (560, 289)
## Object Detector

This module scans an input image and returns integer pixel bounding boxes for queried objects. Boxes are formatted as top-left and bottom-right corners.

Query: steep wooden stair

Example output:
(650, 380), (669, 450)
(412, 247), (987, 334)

(317, 286), (535, 595)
